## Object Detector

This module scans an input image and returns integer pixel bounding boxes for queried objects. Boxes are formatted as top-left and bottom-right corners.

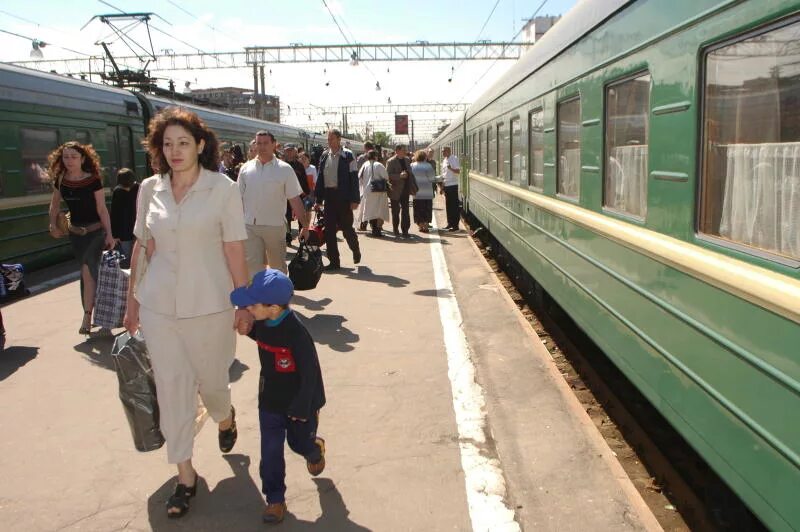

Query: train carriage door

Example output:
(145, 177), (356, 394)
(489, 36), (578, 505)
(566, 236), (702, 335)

(105, 125), (119, 187)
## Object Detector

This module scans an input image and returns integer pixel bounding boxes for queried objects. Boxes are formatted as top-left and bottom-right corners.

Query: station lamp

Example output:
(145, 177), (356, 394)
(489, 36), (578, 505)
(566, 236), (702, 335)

(30, 39), (46, 58)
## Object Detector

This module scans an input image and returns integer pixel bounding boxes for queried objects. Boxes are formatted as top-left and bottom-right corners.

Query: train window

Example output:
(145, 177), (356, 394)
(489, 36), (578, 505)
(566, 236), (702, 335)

(472, 134), (477, 170)
(478, 130), (484, 172)
(105, 126), (119, 186)
(75, 130), (90, 144)
(557, 97), (581, 198)
(497, 123), (508, 179)
(529, 108), (544, 189)
(604, 72), (650, 218)
(119, 126), (134, 171)
(700, 20), (800, 260)
(488, 126), (496, 176)
(20, 128), (58, 195)
(511, 117), (524, 184)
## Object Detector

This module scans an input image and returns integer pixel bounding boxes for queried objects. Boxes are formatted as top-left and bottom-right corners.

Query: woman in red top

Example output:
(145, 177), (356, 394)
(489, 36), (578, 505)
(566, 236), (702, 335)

(47, 142), (115, 334)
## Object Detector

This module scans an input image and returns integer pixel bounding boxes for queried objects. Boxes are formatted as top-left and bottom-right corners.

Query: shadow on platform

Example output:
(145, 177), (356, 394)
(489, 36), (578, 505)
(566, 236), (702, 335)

(147, 454), (369, 531)
(295, 311), (359, 353)
(228, 358), (249, 383)
(413, 288), (452, 298)
(0, 346), (39, 381)
(343, 266), (409, 288)
(292, 295), (333, 312)
(73, 334), (116, 371)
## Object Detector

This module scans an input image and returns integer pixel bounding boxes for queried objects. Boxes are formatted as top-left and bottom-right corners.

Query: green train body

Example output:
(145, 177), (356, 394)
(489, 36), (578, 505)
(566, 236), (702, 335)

(0, 64), (361, 270)
(431, 1), (800, 530)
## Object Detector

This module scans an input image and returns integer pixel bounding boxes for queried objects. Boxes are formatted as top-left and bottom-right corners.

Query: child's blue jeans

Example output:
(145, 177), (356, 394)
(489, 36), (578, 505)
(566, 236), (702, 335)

(259, 409), (321, 503)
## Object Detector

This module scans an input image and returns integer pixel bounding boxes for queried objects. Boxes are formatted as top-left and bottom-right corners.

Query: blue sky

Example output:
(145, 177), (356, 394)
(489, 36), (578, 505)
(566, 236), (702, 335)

(0, 0), (579, 138)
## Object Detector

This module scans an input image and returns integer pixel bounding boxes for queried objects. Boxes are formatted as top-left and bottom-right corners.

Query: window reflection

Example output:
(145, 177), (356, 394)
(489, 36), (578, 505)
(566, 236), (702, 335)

(558, 97), (581, 198)
(529, 109), (544, 189)
(605, 73), (650, 218)
(702, 21), (800, 259)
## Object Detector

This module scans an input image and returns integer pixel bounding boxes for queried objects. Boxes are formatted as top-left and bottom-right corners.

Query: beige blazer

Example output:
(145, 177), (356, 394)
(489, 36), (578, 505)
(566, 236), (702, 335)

(133, 168), (248, 318)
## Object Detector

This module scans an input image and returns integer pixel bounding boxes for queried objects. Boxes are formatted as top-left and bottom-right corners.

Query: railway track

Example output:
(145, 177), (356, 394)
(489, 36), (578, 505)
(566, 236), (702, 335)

(466, 214), (767, 532)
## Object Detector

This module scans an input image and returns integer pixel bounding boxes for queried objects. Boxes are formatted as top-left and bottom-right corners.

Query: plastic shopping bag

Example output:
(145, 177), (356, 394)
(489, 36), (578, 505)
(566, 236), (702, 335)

(111, 332), (165, 452)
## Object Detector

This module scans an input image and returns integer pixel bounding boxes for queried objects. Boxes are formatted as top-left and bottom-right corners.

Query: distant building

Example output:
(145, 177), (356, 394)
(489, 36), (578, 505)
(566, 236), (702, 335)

(521, 15), (561, 43)
(188, 87), (280, 122)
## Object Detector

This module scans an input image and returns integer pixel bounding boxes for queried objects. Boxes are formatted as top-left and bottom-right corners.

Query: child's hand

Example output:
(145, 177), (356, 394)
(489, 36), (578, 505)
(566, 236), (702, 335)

(234, 309), (253, 335)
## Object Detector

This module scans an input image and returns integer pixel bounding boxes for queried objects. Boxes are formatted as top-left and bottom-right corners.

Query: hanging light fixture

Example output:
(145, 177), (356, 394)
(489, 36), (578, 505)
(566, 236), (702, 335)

(375, 81), (381, 91)
(30, 39), (46, 58)
(350, 51), (359, 66)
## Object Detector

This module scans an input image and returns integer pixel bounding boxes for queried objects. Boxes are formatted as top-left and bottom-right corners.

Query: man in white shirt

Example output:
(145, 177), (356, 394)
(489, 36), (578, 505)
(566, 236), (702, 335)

(239, 131), (309, 275)
(441, 146), (461, 231)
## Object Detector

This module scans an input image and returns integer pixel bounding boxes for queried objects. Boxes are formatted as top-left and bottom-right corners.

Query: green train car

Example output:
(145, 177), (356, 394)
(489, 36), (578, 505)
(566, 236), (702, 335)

(431, 0), (800, 529)
(0, 63), (361, 271)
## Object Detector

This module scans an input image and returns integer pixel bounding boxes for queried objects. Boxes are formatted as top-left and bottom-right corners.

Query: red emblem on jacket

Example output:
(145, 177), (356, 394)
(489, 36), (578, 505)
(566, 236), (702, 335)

(257, 341), (297, 373)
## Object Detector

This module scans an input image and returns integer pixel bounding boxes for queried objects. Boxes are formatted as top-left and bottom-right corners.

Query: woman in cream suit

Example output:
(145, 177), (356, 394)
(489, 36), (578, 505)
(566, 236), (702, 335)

(124, 108), (251, 519)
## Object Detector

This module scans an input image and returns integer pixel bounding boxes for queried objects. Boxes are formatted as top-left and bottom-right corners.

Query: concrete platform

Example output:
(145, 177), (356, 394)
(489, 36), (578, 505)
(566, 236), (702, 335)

(0, 198), (660, 531)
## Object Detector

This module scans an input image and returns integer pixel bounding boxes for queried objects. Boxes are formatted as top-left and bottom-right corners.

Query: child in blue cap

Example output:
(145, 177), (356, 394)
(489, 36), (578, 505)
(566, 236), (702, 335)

(231, 268), (326, 524)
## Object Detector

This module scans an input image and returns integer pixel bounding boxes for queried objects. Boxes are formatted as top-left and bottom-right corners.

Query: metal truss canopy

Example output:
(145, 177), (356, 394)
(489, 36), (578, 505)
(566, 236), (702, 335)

(246, 42), (531, 64)
(10, 41), (531, 74)
(287, 103), (468, 115)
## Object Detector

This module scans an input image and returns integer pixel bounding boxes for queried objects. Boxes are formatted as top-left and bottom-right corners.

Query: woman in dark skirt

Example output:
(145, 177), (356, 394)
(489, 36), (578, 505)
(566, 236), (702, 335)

(47, 142), (115, 334)
(410, 150), (435, 233)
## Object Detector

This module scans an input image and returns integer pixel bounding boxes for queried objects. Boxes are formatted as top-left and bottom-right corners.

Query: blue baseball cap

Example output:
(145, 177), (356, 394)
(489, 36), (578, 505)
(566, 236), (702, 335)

(230, 268), (294, 307)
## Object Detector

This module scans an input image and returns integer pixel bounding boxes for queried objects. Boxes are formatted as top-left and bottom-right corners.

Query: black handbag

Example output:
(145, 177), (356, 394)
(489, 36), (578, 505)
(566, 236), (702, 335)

(289, 240), (324, 290)
(370, 179), (388, 192)
(368, 162), (389, 193)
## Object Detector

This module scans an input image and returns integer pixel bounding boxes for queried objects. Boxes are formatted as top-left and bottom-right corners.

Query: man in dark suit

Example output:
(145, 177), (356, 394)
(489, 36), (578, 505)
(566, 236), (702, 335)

(314, 129), (361, 271)
(386, 144), (418, 238)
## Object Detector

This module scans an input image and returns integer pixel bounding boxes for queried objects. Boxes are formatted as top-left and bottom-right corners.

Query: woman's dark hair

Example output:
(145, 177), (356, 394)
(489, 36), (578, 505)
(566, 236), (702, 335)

(367, 149), (378, 161)
(230, 144), (244, 165)
(116, 167), (137, 187)
(144, 107), (220, 174)
(47, 141), (103, 187)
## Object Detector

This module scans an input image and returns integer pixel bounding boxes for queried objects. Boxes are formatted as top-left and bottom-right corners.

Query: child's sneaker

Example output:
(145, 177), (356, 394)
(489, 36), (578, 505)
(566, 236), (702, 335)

(307, 437), (325, 476)
(262, 502), (286, 524)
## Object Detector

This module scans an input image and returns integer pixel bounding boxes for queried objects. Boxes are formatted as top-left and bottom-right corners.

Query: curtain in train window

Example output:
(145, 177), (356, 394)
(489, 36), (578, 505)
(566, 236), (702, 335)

(105, 125), (119, 187)
(511, 118), (523, 183)
(529, 109), (544, 189)
(478, 130), (484, 173)
(21, 128), (58, 195)
(497, 123), (508, 180)
(472, 134), (477, 170)
(557, 97), (581, 198)
(119, 126), (134, 171)
(605, 73), (650, 218)
(701, 20), (800, 260)
(487, 126), (496, 176)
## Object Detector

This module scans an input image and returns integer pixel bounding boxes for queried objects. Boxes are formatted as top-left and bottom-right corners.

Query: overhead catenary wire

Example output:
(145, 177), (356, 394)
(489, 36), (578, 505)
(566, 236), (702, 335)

(455, 0), (548, 105)
(448, 0), (502, 86)
(165, 0), (244, 48)
(97, 0), (233, 68)
(320, 0), (381, 85)
(0, 27), (94, 57)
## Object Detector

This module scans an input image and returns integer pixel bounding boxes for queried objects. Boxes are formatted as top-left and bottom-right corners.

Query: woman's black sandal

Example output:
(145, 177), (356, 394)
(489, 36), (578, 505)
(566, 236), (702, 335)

(166, 475), (197, 519)
(218, 405), (237, 453)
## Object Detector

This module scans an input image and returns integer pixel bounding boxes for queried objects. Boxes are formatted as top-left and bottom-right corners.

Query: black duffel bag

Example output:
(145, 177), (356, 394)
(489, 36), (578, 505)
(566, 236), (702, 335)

(289, 240), (324, 291)
(111, 332), (165, 452)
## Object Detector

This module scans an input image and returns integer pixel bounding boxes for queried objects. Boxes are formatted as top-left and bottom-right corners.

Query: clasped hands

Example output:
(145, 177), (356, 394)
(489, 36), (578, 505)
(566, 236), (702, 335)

(234, 308), (254, 335)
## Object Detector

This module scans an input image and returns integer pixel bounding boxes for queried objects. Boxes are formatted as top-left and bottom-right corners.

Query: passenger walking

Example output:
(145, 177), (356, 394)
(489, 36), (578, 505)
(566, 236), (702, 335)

(355, 141), (375, 231)
(314, 129), (361, 271)
(239, 131), (309, 275)
(410, 151), (435, 233)
(299, 153), (318, 194)
(357, 150), (391, 237)
(282, 144), (311, 245)
(47, 141), (116, 335)
(122, 107), (251, 519)
(386, 144), (419, 238)
(231, 268), (326, 524)
(441, 146), (461, 231)
(110, 167), (139, 267)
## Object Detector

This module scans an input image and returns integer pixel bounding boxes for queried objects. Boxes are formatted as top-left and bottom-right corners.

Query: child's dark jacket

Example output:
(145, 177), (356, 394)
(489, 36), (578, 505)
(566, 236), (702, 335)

(248, 310), (326, 419)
